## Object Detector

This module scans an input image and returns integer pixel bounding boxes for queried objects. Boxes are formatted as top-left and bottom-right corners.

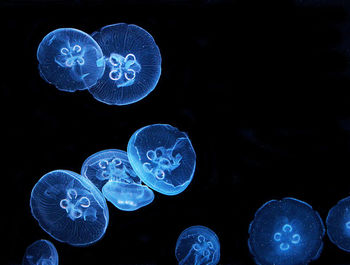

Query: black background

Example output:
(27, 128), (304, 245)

(3, 0), (350, 264)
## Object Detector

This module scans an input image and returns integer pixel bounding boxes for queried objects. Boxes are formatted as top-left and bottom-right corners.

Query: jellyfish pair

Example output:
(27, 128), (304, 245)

(326, 196), (350, 252)
(37, 23), (161, 105)
(175, 226), (220, 265)
(23, 239), (58, 265)
(248, 197), (325, 265)
(127, 124), (196, 196)
(30, 170), (109, 246)
(81, 149), (155, 211)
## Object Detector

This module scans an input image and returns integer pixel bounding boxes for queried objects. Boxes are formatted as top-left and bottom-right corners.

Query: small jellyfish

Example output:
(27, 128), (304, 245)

(30, 170), (109, 246)
(37, 28), (105, 92)
(89, 23), (161, 105)
(248, 197), (325, 265)
(326, 196), (350, 252)
(81, 149), (154, 211)
(175, 225), (220, 265)
(127, 124), (196, 196)
(22, 239), (58, 265)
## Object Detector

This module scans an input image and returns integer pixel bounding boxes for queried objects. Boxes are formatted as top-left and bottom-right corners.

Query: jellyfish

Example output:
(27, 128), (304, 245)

(22, 239), (58, 265)
(30, 170), (109, 246)
(326, 196), (350, 252)
(37, 28), (105, 92)
(175, 225), (220, 265)
(81, 149), (154, 211)
(248, 197), (325, 265)
(127, 124), (196, 196)
(88, 23), (161, 105)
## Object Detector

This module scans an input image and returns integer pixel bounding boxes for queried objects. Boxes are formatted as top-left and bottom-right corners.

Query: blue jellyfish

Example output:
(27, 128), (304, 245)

(37, 28), (105, 92)
(175, 225), (220, 265)
(88, 23), (161, 105)
(81, 149), (154, 211)
(30, 170), (109, 246)
(22, 239), (58, 265)
(127, 124), (196, 196)
(326, 196), (350, 252)
(248, 197), (325, 265)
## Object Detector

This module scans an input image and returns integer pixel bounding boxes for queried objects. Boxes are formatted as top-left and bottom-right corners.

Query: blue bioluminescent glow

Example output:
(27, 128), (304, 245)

(37, 28), (105, 92)
(89, 23), (162, 105)
(81, 149), (154, 211)
(175, 225), (220, 265)
(326, 196), (350, 252)
(248, 197), (325, 265)
(30, 170), (109, 246)
(22, 239), (58, 265)
(127, 124), (196, 196)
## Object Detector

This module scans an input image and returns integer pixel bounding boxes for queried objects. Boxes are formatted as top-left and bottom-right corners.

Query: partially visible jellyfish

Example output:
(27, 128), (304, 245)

(81, 149), (154, 211)
(22, 239), (58, 265)
(175, 225), (220, 265)
(127, 124), (196, 195)
(248, 197), (325, 265)
(326, 196), (350, 252)
(30, 170), (109, 246)
(37, 28), (105, 92)
(89, 23), (161, 105)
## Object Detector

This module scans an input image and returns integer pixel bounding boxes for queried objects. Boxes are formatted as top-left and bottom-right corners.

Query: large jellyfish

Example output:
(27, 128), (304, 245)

(88, 23), (161, 105)
(127, 124), (196, 196)
(30, 170), (109, 246)
(326, 196), (350, 252)
(22, 239), (58, 265)
(37, 28), (105, 92)
(175, 225), (220, 265)
(248, 197), (325, 265)
(81, 149), (154, 211)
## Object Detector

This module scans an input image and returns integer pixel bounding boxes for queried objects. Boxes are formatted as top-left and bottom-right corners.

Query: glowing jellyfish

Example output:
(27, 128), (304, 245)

(81, 149), (154, 211)
(89, 23), (161, 105)
(30, 170), (109, 246)
(326, 196), (350, 252)
(248, 197), (325, 265)
(127, 124), (196, 196)
(37, 28), (105, 92)
(22, 239), (58, 265)
(175, 225), (220, 265)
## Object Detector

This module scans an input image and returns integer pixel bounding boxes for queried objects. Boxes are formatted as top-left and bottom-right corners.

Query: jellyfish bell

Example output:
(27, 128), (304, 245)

(89, 23), (161, 105)
(22, 239), (58, 265)
(37, 28), (105, 92)
(248, 197), (325, 265)
(175, 225), (220, 265)
(30, 170), (109, 246)
(102, 181), (154, 211)
(127, 124), (196, 196)
(326, 196), (350, 252)
(81, 149), (154, 211)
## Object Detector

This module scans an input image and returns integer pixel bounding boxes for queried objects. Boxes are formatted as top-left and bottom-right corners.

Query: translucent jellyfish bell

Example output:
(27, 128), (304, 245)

(22, 239), (58, 265)
(30, 170), (109, 246)
(89, 23), (161, 105)
(37, 28), (105, 92)
(81, 149), (154, 211)
(248, 197), (325, 265)
(175, 225), (220, 265)
(127, 124), (196, 196)
(326, 196), (350, 252)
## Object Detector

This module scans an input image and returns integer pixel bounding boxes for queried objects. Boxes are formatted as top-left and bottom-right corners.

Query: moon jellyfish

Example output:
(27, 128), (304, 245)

(30, 170), (109, 246)
(127, 124), (196, 196)
(37, 28), (105, 92)
(175, 225), (220, 265)
(248, 197), (325, 265)
(81, 149), (154, 211)
(89, 23), (161, 105)
(326, 196), (350, 252)
(22, 239), (58, 265)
